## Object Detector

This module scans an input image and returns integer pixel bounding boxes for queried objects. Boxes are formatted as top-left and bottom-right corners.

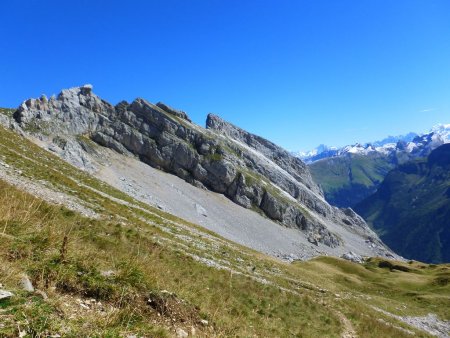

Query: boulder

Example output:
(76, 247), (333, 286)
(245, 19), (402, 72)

(195, 203), (208, 217)
(0, 289), (14, 300)
(341, 251), (364, 264)
(176, 328), (188, 338)
(20, 275), (34, 292)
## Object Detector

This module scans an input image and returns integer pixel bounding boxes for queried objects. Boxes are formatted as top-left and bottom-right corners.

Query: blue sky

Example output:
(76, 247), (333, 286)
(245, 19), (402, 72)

(1, 0), (450, 151)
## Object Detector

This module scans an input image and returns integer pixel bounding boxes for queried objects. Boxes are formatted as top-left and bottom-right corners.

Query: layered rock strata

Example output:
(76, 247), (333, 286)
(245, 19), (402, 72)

(12, 85), (391, 251)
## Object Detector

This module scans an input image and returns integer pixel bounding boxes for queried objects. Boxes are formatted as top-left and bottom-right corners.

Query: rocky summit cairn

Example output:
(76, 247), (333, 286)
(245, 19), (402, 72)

(10, 85), (393, 253)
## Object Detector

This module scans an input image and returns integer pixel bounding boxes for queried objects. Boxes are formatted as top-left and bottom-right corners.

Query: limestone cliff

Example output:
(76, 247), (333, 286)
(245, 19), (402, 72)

(12, 85), (393, 254)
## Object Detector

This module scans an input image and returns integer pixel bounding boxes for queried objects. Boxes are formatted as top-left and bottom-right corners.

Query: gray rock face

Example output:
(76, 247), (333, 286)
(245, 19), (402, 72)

(13, 84), (112, 135)
(0, 110), (21, 131)
(195, 203), (208, 217)
(48, 136), (97, 172)
(206, 113), (321, 195)
(11, 85), (393, 252)
(0, 113), (10, 128)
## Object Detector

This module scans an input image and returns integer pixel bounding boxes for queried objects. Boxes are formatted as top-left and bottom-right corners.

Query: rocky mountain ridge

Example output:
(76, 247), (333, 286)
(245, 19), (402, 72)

(3, 84), (394, 258)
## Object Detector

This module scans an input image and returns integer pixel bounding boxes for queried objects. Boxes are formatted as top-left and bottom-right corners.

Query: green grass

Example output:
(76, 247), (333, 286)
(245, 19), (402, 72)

(309, 153), (395, 207)
(293, 257), (449, 337)
(0, 124), (448, 337)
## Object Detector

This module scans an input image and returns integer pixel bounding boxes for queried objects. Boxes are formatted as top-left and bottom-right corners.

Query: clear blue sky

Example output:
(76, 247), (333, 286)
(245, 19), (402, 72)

(1, 0), (450, 151)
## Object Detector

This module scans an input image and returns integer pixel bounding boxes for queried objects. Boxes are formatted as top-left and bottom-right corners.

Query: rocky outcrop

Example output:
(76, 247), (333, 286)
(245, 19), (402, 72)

(11, 85), (393, 252)
(0, 113), (10, 128)
(0, 289), (14, 300)
(48, 136), (98, 172)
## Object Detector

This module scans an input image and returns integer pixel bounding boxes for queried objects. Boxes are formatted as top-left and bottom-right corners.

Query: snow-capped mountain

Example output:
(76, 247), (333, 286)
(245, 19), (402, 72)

(430, 123), (450, 141)
(297, 124), (450, 163)
(371, 132), (417, 147)
(291, 144), (338, 161)
(304, 123), (450, 209)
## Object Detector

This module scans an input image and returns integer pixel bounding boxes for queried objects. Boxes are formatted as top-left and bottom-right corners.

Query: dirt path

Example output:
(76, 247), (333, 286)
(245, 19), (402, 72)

(334, 310), (357, 338)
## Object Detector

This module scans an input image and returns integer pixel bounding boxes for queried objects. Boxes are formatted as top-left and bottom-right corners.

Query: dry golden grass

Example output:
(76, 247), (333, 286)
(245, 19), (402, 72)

(0, 180), (341, 337)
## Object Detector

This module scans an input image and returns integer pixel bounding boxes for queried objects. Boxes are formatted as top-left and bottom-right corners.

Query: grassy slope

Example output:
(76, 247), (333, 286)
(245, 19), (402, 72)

(355, 145), (450, 264)
(0, 108), (15, 117)
(309, 153), (395, 208)
(0, 122), (448, 337)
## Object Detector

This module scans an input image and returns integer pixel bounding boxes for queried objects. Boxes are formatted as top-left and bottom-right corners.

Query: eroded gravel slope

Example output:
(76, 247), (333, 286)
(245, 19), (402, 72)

(95, 149), (396, 261)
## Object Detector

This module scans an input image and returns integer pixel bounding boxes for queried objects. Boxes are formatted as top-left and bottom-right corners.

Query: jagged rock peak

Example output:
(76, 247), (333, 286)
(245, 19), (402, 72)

(115, 100), (129, 113)
(206, 113), (253, 139)
(206, 113), (298, 161)
(206, 113), (322, 196)
(206, 113), (286, 157)
(156, 102), (191, 122)
(206, 113), (228, 130)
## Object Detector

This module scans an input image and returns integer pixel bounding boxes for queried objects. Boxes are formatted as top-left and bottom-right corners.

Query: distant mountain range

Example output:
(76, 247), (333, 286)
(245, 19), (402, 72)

(371, 132), (419, 147)
(294, 125), (450, 263)
(294, 126), (449, 164)
(295, 125), (450, 208)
